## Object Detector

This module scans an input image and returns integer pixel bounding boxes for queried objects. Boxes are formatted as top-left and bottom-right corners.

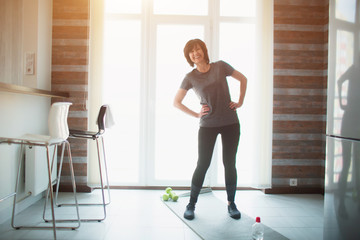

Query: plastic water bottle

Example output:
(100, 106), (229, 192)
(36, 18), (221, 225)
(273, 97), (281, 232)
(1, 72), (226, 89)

(251, 217), (264, 240)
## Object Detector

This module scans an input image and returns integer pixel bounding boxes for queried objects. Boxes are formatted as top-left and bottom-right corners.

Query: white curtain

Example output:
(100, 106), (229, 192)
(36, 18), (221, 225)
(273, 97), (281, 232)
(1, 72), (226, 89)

(251, 0), (273, 188)
(87, 0), (105, 185)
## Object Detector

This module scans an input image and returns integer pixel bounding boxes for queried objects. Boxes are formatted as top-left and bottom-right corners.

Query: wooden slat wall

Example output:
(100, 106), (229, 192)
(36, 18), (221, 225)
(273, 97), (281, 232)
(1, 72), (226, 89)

(51, 0), (90, 190)
(271, 0), (328, 193)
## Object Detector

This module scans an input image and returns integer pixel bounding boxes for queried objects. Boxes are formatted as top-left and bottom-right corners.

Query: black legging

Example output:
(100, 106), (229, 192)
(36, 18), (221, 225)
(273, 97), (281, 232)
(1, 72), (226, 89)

(190, 123), (240, 203)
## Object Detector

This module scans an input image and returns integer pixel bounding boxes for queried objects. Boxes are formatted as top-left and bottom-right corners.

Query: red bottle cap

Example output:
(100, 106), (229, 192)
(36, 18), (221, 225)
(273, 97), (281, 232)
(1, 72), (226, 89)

(256, 217), (261, 223)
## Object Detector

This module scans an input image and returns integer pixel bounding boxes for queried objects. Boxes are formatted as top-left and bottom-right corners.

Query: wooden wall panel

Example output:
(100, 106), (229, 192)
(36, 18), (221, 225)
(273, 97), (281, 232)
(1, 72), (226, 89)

(271, 0), (328, 193)
(0, 0), (22, 85)
(52, 0), (90, 189)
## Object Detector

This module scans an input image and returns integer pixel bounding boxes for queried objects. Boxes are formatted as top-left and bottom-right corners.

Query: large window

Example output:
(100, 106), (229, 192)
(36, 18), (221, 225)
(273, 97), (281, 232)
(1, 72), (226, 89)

(90, 0), (273, 188)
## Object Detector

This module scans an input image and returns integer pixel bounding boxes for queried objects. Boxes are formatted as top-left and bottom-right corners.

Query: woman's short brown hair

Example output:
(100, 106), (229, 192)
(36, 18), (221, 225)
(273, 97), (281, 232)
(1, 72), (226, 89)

(183, 39), (210, 67)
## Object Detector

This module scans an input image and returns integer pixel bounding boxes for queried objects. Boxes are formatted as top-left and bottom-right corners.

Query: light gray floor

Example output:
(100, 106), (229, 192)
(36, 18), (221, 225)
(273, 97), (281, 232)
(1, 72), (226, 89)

(0, 189), (324, 240)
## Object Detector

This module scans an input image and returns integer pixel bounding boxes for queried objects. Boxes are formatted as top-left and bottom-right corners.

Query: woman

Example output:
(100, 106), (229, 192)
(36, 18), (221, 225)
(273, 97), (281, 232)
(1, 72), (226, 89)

(174, 39), (247, 220)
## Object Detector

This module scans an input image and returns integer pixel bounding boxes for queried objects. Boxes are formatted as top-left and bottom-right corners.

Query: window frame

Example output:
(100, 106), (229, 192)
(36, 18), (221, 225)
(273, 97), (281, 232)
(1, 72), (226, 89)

(92, 0), (272, 188)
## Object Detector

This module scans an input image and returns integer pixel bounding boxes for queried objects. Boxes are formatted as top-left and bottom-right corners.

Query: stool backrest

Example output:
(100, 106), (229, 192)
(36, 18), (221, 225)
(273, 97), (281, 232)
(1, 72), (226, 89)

(48, 102), (72, 140)
(97, 105), (108, 134)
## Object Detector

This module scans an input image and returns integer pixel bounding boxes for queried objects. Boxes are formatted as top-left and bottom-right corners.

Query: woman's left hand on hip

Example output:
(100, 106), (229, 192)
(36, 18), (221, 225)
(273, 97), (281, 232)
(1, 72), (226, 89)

(229, 101), (242, 111)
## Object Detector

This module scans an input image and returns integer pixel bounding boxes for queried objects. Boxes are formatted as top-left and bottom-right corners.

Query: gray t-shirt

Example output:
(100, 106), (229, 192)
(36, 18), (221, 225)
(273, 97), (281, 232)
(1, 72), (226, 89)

(180, 60), (239, 127)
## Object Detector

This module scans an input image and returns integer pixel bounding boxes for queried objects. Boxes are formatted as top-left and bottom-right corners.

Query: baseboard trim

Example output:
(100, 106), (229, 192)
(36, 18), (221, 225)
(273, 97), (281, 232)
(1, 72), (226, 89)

(262, 187), (324, 194)
(108, 186), (258, 191)
(57, 184), (324, 195)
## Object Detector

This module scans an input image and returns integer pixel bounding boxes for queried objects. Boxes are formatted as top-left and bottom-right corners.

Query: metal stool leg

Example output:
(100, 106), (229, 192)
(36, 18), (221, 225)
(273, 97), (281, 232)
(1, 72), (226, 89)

(101, 137), (111, 204)
(43, 142), (81, 226)
(44, 143), (63, 215)
(11, 143), (25, 230)
(95, 137), (106, 222)
(66, 141), (81, 226)
(11, 144), (58, 239)
(55, 137), (110, 222)
(46, 145), (57, 239)
(54, 143), (66, 207)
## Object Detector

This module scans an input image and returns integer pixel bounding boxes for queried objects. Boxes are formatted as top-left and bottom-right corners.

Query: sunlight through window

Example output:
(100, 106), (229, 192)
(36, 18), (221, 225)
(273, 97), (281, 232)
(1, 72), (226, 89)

(98, 0), (272, 187)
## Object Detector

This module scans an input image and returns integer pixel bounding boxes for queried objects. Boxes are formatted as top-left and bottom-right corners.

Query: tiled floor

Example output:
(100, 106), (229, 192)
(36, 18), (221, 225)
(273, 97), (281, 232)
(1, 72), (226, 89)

(0, 189), (324, 240)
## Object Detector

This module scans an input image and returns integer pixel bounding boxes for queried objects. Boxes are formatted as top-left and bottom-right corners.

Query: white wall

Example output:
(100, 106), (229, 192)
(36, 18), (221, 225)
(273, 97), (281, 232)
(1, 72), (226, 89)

(0, 0), (52, 224)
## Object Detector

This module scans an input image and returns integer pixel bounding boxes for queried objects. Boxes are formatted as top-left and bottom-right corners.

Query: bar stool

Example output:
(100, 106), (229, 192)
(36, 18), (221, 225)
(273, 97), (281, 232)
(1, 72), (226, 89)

(55, 104), (112, 222)
(0, 102), (80, 240)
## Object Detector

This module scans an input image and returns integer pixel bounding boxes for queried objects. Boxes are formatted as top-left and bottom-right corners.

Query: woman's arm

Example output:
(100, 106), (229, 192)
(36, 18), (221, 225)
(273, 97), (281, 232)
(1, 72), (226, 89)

(174, 88), (209, 118)
(229, 70), (247, 110)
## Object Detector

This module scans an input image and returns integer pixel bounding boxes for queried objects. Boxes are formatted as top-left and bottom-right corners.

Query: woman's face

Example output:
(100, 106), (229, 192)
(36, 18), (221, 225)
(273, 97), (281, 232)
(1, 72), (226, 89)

(189, 44), (205, 65)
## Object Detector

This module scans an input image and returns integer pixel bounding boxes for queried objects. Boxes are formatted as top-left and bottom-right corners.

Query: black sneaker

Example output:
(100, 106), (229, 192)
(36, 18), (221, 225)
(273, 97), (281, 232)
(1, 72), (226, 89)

(228, 202), (241, 219)
(184, 203), (195, 220)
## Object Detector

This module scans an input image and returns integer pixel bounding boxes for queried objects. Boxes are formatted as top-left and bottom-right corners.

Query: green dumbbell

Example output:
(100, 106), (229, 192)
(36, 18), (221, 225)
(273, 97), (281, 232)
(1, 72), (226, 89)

(165, 187), (178, 201)
(162, 193), (170, 201)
